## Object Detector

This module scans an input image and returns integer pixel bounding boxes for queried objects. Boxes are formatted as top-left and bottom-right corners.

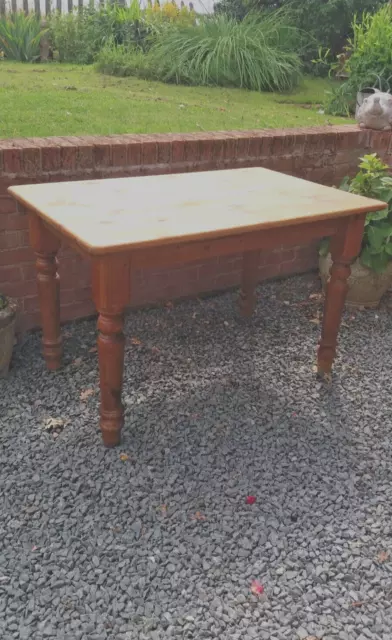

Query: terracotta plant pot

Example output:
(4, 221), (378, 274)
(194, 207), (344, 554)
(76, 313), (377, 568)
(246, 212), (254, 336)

(0, 297), (17, 377)
(319, 254), (392, 309)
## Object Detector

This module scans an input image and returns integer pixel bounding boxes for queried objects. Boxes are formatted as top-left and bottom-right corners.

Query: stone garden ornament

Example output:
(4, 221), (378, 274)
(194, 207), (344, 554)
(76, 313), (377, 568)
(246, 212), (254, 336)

(356, 88), (392, 130)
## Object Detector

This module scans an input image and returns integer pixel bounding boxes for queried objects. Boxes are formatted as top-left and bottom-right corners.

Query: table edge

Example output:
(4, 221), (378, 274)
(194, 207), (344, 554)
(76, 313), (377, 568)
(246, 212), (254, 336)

(8, 187), (387, 256)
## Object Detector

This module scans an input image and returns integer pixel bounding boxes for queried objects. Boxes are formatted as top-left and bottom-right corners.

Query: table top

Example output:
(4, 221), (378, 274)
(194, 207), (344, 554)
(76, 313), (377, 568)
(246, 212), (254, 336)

(9, 168), (386, 255)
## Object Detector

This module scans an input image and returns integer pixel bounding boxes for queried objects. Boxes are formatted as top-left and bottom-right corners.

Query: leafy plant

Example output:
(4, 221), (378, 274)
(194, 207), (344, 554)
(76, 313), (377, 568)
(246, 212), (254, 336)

(320, 154), (392, 272)
(325, 4), (392, 115)
(0, 12), (47, 62)
(347, 5), (392, 91)
(95, 42), (155, 78)
(148, 11), (303, 92)
(49, 1), (195, 63)
(145, 1), (196, 27)
(49, 9), (105, 64)
(215, 0), (389, 72)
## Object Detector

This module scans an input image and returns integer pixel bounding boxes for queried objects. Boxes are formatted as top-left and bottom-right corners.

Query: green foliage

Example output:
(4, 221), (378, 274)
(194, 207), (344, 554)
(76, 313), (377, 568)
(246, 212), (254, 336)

(0, 12), (47, 62)
(49, 4), (146, 64)
(49, 9), (109, 64)
(215, 0), (389, 72)
(146, 12), (303, 92)
(346, 5), (392, 93)
(321, 154), (392, 273)
(285, 0), (388, 67)
(49, 1), (195, 64)
(95, 42), (154, 78)
(214, 0), (250, 21)
(323, 81), (354, 117)
(325, 5), (392, 115)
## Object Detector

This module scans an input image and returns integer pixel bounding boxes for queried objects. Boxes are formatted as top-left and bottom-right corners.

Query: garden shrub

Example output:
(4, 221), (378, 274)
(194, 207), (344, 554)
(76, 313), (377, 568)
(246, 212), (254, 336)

(325, 4), (392, 115)
(49, 8), (111, 64)
(0, 12), (47, 62)
(147, 11), (303, 92)
(95, 43), (155, 79)
(215, 0), (389, 72)
(49, 0), (195, 64)
(320, 154), (392, 273)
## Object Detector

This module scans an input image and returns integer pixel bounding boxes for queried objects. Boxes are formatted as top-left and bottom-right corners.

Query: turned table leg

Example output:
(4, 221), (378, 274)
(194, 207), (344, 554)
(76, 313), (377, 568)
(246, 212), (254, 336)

(318, 215), (366, 378)
(239, 250), (260, 317)
(29, 214), (62, 370)
(92, 255), (130, 447)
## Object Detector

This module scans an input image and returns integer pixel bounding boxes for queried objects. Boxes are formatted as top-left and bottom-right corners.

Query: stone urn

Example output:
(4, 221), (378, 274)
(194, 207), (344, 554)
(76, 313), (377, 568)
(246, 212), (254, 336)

(319, 254), (392, 309)
(0, 296), (17, 377)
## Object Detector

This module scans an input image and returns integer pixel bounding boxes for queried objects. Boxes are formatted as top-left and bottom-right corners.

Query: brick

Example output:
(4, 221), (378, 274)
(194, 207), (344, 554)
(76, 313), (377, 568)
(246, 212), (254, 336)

(157, 139), (172, 165)
(235, 135), (250, 160)
(0, 229), (29, 249)
(127, 141), (142, 166)
(0, 247), (33, 266)
(223, 137), (237, 161)
(2, 213), (28, 231)
(0, 231), (20, 250)
(23, 147), (42, 175)
(141, 139), (158, 166)
(211, 135), (226, 163)
(111, 140), (128, 167)
(172, 138), (186, 164)
(0, 264), (22, 284)
(259, 132), (275, 157)
(76, 143), (94, 170)
(3, 147), (23, 174)
(60, 289), (76, 305)
(370, 130), (392, 155)
(272, 132), (299, 156)
(0, 196), (17, 215)
(307, 166), (335, 185)
(199, 138), (215, 163)
(270, 155), (295, 174)
(41, 144), (62, 173)
(60, 140), (78, 172)
(335, 129), (360, 151)
(60, 300), (95, 323)
(21, 263), (36, 281)
(93, 139), (112, 168)
(73, 285), (92, 302)
(185, 138), (200, 163)
(248, 135), (263, 158)
(2, 278), (37, 298)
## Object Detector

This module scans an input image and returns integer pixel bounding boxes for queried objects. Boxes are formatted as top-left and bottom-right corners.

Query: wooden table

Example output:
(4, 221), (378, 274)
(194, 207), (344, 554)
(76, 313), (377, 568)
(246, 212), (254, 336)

(9, 168), (385, 447)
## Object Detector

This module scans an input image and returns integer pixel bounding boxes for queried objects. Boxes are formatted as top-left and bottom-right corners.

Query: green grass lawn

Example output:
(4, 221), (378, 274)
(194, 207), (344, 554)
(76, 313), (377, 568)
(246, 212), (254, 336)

(0, 62), (352, 139)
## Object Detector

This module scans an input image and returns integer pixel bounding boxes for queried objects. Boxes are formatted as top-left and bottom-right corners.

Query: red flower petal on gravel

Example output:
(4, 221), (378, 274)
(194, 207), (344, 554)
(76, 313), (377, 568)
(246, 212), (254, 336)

(246, 496), (256, 505)
(250, 580), (264, 596)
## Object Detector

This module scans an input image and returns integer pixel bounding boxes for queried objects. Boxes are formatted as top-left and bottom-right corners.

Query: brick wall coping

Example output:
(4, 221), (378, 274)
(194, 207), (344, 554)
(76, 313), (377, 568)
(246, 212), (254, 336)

(0, 124), (378, 180)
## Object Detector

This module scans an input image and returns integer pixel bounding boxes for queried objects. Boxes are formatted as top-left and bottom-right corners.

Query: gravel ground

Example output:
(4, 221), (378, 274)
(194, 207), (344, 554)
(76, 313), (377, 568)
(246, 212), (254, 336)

(1, 273), (392, 640)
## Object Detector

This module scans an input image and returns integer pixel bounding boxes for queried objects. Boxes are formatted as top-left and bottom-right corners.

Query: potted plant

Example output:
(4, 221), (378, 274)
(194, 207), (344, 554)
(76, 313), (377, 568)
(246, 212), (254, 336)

(0, 294), (17, 377)
(319, 153), (392, 308)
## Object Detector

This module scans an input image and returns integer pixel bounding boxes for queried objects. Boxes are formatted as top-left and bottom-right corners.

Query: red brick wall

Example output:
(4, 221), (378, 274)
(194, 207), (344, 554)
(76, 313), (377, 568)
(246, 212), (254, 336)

(0, 125), (387, 332)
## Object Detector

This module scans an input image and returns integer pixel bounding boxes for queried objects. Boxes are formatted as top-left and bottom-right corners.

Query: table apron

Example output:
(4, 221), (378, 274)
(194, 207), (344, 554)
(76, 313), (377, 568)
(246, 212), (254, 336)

(131, 218), (343, 270)
(38, 215), (353, 270)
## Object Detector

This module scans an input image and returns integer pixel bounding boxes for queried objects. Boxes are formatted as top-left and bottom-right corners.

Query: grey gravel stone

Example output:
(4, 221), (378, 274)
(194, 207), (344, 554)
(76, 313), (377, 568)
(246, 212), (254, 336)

(1, 274), (392, 639)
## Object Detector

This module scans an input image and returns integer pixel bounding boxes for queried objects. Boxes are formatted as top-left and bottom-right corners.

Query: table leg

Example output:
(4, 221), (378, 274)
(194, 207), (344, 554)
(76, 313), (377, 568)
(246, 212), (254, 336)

(92, 255), (130, 447)
(239, 250), (260, 317)
(29, 213), (62, 371)
(317, 215), (366, 378)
